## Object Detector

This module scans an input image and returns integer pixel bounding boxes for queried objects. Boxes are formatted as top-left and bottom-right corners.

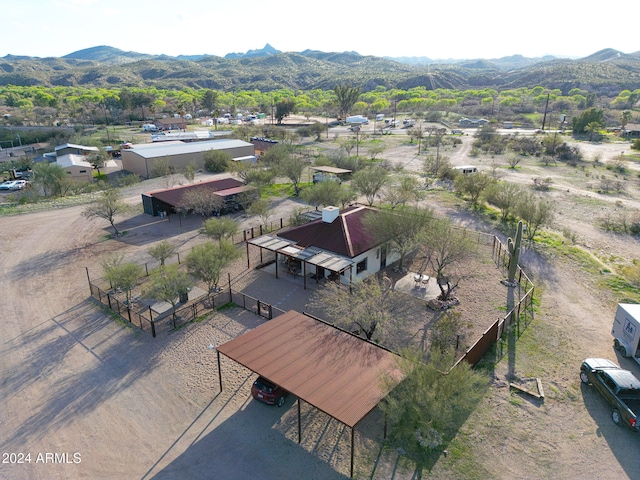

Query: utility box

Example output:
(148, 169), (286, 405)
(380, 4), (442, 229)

(612, 303), (640, 365)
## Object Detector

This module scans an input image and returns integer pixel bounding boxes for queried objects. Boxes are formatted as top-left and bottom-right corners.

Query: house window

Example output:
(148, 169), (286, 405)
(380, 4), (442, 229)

(356, 258), (367, 274)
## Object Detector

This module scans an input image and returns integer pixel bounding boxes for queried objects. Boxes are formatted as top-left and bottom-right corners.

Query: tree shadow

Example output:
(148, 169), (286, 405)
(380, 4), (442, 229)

(0, 299), (162, 449)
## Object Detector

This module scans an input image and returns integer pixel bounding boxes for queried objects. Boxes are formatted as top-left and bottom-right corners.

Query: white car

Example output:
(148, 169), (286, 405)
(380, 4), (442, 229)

(0, 180), (27, 190)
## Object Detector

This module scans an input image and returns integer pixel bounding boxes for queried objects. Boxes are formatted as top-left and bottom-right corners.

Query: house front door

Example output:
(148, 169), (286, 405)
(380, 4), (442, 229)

(380, 245), (387, 268)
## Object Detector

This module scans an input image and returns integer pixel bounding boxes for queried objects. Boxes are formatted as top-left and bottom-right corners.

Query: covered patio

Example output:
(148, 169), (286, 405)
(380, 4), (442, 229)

(216, 310), (407, 477)
(246, 234), (354, 289)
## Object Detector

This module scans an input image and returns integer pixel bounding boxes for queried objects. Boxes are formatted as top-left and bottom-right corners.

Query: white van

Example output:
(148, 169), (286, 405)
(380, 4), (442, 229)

(142, 124), (157, 132)
(612, 303), (640, 365)
(454, 165), (478, 175)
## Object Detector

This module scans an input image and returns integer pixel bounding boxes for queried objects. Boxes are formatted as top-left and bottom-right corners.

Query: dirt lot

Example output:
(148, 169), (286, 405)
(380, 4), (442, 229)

(1, 131), (640, 479)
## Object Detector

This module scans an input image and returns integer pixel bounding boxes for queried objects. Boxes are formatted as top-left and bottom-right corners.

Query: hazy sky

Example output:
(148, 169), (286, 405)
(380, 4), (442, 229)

(2, 0), (638, 60)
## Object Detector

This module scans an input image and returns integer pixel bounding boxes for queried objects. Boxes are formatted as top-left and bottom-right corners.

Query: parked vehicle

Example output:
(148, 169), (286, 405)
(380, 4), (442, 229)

(251, 376), (288, 407)
(142, 124), (157, 132)
(346, 115), (369, 125)
(312, 173), (341, 184)
(612, 303), (640, 366)
(580, 358), (640, 430)
(0, 180), (27, 190)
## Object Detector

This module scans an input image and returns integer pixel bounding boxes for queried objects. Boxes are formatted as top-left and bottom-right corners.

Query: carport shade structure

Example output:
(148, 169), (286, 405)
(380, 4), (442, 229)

(216, 310), (407, 477)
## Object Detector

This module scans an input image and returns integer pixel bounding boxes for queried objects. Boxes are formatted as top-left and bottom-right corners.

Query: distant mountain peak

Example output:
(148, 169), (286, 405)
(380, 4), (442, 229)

(225, 44), (282, 59)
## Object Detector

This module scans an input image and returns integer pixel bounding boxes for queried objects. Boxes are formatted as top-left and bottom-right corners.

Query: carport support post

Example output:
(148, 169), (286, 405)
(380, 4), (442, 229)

(297, 399), (302, 444)
(246, 242), (250, 269)
(217, 350), (222, 392)
(350, 427), (355, 478)
(303, 262), (307, 290)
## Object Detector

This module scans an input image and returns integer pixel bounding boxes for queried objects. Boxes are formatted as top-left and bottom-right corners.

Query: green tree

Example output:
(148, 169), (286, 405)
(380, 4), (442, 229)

(32, 162), (68, 197)
(517, 192), (554, 241)
(333, 84), (361, 119)
(351, 166), (389, 206)
(585, 121), (602, 142)
(381, 349), (488, 468)
(203, 150), (232, 173)
(246, 198), (272, 226)
(147, 240), (177, 267)
(279, 155), (305, 195)
(484, 182), (523, 222)
(148, 265), (192, 328)
(454, 172), (495, 205)
(301, 180), (344, 209)
(275, 98), (296, 124)
(202, 217), (238, 243)
(87, 149), (109, 177)
(101, 255), (143, 304)
(83, 187), (129, 236)
(186, 240), (240, 304)
(620, 110), (633, 129)
(183, 162), (197, 183)
(363, 206), (434, 272)
(383, 175), (424, 209)
(572, 108), (604, 135)
(201, 89), (219, 115)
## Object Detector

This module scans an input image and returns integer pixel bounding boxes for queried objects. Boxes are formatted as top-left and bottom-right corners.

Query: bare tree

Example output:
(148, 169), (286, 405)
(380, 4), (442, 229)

(176, 187), (223, 218)
(418, 219), (477, 302)
(307, 274), (405, 342)
(83, 187), (129, 236)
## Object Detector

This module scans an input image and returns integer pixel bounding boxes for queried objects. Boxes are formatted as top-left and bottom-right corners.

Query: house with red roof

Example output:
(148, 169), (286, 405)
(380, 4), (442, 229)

(248, 205), (399, 287)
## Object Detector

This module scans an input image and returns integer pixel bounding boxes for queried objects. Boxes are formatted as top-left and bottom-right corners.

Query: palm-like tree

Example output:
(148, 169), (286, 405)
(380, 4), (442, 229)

(585, 121), (601, 142)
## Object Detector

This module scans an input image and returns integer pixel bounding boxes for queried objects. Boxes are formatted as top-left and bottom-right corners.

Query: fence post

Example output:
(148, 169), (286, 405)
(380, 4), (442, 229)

(151, 319), (156, 338)
(107, 293), (112, 309)
(257, 300), (261, 317)
(177, 252), (181, 264)
(86, 267), (92, 295)
(280, 218), (283, 229)
(268, 304), (273, 320)
(259, 224), (263, 235)
(127, 306), (132, 323)
(145, 263), (149, 276)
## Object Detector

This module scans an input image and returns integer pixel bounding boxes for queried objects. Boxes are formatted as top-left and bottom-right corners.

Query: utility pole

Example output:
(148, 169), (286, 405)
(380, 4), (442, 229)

(541, 93), (550, 130)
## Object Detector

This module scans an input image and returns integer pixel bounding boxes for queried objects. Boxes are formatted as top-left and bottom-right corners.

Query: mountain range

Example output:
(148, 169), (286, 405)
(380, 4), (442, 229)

(2, 44), (640, 94)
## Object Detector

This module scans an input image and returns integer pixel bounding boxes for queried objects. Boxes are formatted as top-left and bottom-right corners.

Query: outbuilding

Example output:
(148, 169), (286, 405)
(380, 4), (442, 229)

(121, 139), (255, 178)
(216, 309), (407, 478)
(141, 177), (258, 217)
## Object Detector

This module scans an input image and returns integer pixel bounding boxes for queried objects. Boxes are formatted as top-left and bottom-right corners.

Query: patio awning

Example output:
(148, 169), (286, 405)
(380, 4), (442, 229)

(248, 235), (295, 251)
(307, 251), (353, 273)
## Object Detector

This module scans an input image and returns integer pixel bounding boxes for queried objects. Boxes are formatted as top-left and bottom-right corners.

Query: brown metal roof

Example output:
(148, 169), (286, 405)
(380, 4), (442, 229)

(217, 310), (406, 428)
(145, 178), (246, 207)
(278, 205), (378, 258)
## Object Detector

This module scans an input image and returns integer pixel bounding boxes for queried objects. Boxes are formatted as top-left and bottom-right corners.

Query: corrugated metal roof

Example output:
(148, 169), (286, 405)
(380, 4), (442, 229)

(278, 206), (378, 258)
(248, 235), (295, 251)
(217, 310), (406, 428)
(129, 139), (253, 159)
(56, 153), (92, 168)
(145, 178), (246, 207)
(311, 166), (352, 174)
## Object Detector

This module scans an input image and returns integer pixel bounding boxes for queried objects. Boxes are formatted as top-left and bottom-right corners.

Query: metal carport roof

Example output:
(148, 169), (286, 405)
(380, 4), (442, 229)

(216, 310), (406, 428)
